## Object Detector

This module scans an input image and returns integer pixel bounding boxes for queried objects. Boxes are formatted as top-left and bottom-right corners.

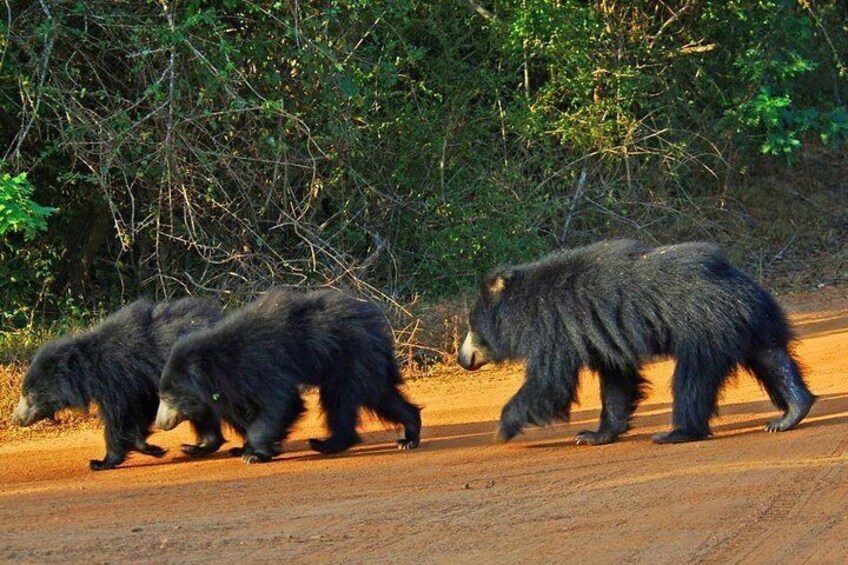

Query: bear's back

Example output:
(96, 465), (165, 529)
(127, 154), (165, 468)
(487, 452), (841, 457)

(202, 287), (389, 357)
(88, 299), (156, 350)
(496, 239), (783, 358)
(517, 240), (732, 293)
(149, 298), (223, 357)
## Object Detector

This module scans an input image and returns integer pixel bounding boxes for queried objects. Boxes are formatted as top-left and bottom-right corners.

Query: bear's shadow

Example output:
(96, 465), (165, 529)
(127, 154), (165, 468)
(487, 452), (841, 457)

(523, 391), (848, 449)
(146, 392), (848, 467)
(329, 391), (848, 457)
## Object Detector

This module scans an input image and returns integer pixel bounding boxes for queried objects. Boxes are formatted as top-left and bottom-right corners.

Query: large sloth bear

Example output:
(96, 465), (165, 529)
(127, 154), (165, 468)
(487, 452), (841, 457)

(155, 288), (422, 464)
(12, 299), (225, 470)
(458, 240), (815, 445)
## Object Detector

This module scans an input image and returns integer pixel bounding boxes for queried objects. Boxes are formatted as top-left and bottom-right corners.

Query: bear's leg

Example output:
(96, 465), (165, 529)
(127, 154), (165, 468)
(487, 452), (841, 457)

(241, 393), (305, 464)
(746, 347), (815, 432)
(130, 412), (167, 459)
(133, 438), (167, 458)
(182, 409), (225, 457)
(90, 422), (132, 471)
(576, 366), (647, 446)
(498, 357), (578, 442)
(309, 388), (362, 455)
(226, 422), (250, 458)
(368, 388), (422, 450)
(227, 421), (248, 457)
(653, 353), (731, 444)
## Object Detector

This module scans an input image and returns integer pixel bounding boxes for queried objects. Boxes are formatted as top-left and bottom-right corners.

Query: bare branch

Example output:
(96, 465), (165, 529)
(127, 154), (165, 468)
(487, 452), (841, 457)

(466, 0), (497, 22)
(5, 0), (54, 161)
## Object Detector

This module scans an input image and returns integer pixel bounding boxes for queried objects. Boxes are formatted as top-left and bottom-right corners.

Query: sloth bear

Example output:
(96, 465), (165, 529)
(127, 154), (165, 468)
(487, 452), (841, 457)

(12, 298), (225, 470)
(458, 240), (815, 445)
(155, 288), (422, 464)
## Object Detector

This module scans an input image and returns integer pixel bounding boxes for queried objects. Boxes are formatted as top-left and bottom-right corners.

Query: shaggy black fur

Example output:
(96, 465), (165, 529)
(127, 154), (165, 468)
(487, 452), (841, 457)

(458, 240), (815, 445)
(158, 288), (422, 464)
(12, 299), (225, 470)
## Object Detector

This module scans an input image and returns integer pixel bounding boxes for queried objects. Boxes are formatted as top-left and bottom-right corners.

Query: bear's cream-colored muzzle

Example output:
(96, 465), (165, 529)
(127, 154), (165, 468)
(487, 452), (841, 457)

(457, 331), (491, 371)
(11, 396), (39, 427)
(155, 399), (184, 431)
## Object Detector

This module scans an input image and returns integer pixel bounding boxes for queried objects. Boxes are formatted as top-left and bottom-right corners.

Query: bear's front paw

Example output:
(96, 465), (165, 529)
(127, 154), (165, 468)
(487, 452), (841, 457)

(135, 442), (167, 458)
(495, 422), (522, 443)
(497, 406), (527, 443)
(397, 438), (420, 450)
(89, 458), (119, 471)
(240, 450), (273, 464)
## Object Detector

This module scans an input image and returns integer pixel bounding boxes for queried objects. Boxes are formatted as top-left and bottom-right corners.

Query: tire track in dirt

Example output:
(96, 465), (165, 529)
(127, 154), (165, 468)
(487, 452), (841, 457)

(696, 405), (848, 563)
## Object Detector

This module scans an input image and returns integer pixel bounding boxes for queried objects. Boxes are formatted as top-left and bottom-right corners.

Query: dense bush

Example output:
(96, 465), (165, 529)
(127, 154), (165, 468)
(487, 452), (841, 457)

(0, 171), (55, 239)
(1, 0), (845, 329)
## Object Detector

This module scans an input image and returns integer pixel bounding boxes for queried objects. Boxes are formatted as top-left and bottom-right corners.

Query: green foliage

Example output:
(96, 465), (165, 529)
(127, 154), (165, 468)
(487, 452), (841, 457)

(0, 0), (844, 326)
(710, 1), (846, 158)
(0, 243), (60, 328)
(410, 184), (548, 294)
(0, 172), (56, 240)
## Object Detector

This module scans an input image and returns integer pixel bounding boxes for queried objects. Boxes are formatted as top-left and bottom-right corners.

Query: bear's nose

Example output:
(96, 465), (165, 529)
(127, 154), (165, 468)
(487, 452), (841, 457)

(12, 396), (32, 426)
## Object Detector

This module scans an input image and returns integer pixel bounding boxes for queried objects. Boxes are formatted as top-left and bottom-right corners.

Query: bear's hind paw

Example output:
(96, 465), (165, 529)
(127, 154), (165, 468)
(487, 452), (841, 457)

(765, 399), (814, 433)
(575, 430), (618, 446)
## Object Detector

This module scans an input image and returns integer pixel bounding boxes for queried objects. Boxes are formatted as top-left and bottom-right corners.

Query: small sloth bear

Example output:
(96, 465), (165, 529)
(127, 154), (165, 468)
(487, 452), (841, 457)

(458, 240), (815, 445)
(12, 299), (225, 470)
(156, 288), (422, 464)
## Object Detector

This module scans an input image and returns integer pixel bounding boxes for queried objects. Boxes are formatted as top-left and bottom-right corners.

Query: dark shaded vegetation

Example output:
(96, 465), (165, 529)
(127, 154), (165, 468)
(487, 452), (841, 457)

(1, 1), (846, 347)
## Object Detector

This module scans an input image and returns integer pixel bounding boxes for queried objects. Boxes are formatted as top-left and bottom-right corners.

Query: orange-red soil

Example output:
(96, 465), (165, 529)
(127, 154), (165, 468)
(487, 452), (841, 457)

(1, 293), (847, 563)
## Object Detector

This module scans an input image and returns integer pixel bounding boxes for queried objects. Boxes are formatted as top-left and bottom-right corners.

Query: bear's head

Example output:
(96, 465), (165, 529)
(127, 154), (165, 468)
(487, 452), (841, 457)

(458, 268), (519, 371)
(156, 341), (211, 431)
(13, 337), (88, 427)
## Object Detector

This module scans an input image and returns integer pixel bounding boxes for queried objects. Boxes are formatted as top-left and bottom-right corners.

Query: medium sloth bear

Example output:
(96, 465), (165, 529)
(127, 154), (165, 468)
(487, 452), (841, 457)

(458, 240), (815, 445)
(12, 299), (225, 470)
(155, 288), (422, 464)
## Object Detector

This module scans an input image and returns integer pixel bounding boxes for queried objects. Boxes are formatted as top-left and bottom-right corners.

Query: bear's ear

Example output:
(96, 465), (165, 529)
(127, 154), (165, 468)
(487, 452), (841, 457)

(489, 276), (507, 296)
(484, 269), (515, 299)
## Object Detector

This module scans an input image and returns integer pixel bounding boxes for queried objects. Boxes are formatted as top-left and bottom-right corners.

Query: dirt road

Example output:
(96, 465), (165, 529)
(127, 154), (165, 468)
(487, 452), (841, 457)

(1, 294), (847, 564)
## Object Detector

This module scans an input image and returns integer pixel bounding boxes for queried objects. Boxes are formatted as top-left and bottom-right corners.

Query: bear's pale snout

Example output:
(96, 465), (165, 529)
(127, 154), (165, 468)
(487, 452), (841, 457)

(155, 399), (183, 431)
(458, 331), (490, 371)
(11, 395), (40, 427)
